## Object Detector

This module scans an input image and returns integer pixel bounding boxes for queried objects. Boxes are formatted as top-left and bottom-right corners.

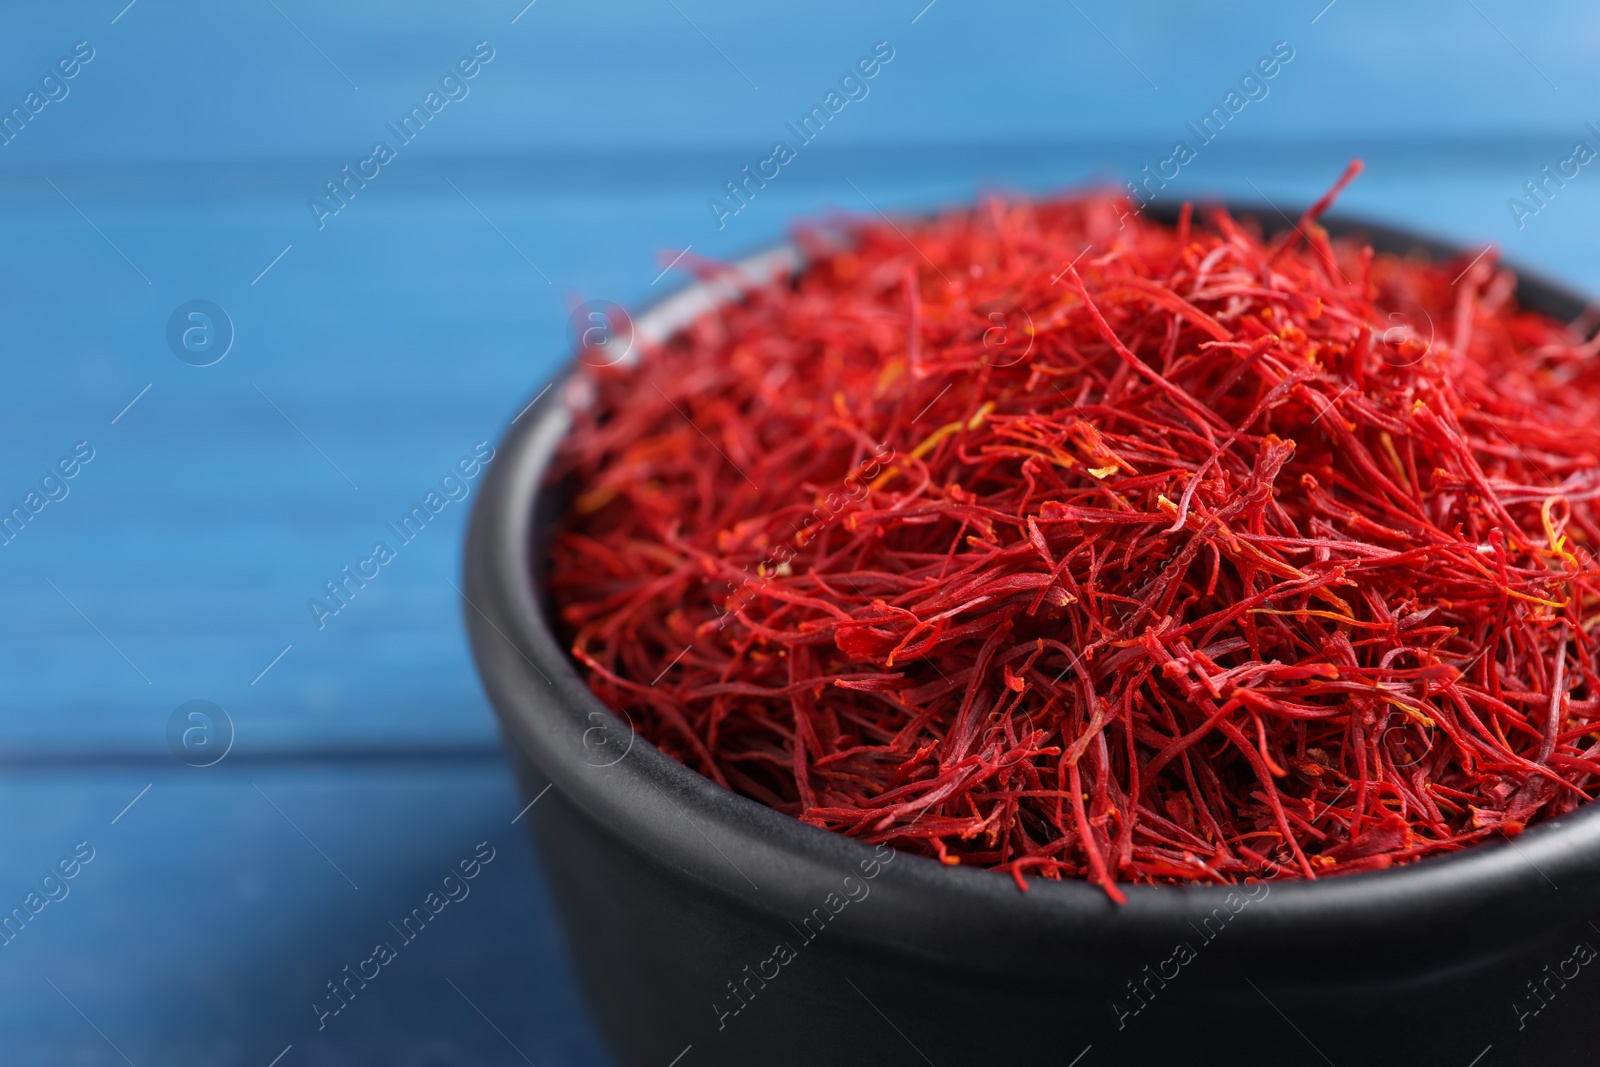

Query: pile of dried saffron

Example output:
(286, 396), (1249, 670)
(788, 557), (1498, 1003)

(547, 162), (1600, 897)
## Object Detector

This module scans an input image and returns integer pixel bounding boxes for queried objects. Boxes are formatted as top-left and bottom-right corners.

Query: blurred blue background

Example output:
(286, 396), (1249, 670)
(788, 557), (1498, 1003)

(0, 0), (1596, 1062)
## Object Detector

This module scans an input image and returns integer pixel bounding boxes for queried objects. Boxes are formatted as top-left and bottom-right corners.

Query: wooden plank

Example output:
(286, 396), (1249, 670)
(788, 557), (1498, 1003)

(0, 757), (613, 1065)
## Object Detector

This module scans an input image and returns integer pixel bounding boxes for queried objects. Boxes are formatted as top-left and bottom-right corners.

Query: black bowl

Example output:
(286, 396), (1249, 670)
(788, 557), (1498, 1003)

(463, 208), (1600, 1067)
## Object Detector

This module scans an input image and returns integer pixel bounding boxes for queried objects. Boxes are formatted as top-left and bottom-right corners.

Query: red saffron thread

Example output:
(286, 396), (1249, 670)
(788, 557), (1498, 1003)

(548, 162), (1600, 897)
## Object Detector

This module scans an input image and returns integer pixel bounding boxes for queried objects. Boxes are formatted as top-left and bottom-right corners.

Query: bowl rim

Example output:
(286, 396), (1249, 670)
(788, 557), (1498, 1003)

(463, 201), (1600, 980)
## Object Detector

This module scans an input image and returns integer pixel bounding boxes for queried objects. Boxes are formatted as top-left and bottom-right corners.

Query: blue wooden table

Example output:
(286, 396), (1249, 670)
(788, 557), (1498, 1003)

(2, 0), (1598, 1062)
